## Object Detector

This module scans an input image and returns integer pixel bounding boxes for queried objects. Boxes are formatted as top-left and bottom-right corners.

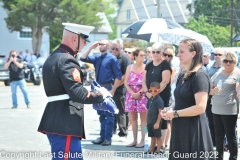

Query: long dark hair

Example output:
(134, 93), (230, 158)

(181, 39), (203, 81)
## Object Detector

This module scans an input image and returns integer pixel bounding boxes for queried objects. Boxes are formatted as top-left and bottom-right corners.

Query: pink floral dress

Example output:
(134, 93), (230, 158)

(125, 65), (148, 112)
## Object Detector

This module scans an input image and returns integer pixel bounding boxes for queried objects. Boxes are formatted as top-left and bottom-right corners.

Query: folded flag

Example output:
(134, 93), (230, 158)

(91, 81), (119, 114)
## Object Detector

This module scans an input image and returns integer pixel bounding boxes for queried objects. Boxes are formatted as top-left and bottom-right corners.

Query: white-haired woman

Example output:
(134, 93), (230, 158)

(211, 51), (240, 160)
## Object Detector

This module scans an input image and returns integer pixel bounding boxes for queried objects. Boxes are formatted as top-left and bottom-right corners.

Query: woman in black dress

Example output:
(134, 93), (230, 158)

(161, 39), (215, 160)
(142, 42), (172, 153)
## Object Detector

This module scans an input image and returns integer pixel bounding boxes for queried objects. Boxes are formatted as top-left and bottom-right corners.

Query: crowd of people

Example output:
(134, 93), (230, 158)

(84, 38), (240, 160)
(33, 22), (240, 160)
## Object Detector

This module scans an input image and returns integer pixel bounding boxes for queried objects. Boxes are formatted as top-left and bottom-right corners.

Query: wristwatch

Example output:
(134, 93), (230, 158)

(174, 110), (179, 118)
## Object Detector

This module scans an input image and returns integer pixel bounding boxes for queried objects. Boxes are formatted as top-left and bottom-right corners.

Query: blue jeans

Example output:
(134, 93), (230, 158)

(47, 133), (83, 160)
(10, 79), (30, 107)
(97, 85), (114, 141)
(97, 110), (114, 141)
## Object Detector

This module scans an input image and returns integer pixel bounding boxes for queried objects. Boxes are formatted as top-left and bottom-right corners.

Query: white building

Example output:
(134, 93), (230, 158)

(0, 2), (50, 58)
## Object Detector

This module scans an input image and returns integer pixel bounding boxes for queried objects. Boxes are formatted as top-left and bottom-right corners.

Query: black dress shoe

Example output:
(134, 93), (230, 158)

(101, 140), (111, 146)
(91, 138), (104, 144)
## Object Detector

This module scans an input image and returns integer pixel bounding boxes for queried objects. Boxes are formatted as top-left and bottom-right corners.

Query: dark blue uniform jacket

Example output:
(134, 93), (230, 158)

(38, 44), (103, 139)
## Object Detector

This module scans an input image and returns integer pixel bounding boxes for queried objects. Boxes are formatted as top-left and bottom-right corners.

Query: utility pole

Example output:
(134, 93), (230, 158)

(190, 0), (195, 17)
(157, 0), (161, 18)
(230, 0), (234, 47)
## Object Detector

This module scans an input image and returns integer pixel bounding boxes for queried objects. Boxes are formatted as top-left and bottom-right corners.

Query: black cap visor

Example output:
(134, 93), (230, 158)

(80, 33), (90, 42)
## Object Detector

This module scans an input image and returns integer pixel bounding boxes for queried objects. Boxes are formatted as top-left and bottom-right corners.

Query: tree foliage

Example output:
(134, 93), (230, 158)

(187, 0), (240, 32)
(0, 0), (104, 53)
(102, 0), (118, 40)
(49, 0), (104, 51)
(184, 16), (231, 47)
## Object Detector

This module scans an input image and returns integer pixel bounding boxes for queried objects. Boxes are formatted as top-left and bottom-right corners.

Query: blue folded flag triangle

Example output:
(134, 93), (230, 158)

(91, 81), (119, 114)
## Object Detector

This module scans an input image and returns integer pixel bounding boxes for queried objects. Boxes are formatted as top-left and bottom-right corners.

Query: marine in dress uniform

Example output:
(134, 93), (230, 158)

(38, 23), (103, 160)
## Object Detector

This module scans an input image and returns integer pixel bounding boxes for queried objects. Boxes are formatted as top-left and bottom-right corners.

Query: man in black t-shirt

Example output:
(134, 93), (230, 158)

(111, 39), (131, 141)
(4, 50), (30, 109)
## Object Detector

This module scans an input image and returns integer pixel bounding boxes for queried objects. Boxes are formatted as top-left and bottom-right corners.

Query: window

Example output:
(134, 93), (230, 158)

(19, 31), (32, 38)
(126, 9), (131, 20)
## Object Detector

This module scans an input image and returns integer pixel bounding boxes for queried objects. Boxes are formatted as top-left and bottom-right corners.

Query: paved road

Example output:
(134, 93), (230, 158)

(0, 82), (236, 160)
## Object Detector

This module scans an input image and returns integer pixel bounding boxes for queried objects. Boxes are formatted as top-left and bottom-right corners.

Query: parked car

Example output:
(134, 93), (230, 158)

(0, 55), (10, 86)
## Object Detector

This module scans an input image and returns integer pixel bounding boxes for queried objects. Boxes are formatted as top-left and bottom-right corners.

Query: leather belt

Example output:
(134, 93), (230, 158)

(48, 94), (70, 102)
(100, 83), (113, 87)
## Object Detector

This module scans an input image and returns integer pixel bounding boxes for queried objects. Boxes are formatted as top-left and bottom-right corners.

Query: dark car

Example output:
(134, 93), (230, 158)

(0, 55), (10, 86)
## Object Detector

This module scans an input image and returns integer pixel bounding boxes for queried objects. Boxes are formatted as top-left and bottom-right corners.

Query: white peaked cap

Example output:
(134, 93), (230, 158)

(62, 22), (95, 37)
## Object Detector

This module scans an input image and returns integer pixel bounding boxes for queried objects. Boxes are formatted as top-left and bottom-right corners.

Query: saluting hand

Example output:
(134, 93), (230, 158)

(90, 42), (100, 50)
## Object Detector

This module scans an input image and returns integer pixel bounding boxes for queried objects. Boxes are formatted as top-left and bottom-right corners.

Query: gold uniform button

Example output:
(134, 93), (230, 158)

(78, 106), (80, 109)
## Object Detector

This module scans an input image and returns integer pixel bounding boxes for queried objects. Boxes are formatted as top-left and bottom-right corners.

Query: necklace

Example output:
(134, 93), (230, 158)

(152, 66), (155, 74)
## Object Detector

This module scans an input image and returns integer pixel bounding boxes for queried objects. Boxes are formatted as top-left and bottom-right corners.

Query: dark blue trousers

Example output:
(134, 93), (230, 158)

(47, 133), (83, 160)
(97, 110), (114, 141)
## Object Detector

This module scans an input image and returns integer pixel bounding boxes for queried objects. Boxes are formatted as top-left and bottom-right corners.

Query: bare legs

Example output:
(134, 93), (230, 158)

(127, 112), (147, 147)
(127, 112), (138, 146)
(165, 121), (172, 148)
(160, 129), (167, 151)
(128, 113), (132, 130)
(149, 137), (161, 153)
(136, 112), (147, 147)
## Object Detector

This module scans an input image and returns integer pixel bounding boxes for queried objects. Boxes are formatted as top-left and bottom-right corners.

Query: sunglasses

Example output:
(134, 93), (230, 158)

(99, 43), (106, 46)
(163, 53), (173, 58)
(214, 53), (222, 56)
(112, 48), (119, 51)
(124, 51), (131, 54)
(223, 59), (234, 64)
(152, 51), (161, 54)
(149, 89), (159, 93)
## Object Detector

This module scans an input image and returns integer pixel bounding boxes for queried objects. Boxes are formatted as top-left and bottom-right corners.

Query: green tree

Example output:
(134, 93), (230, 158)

(184, 16), (230, 47)
(187, 0), (240, 31)
(0, 0), (103, 53)
(102, 0), (118, 39)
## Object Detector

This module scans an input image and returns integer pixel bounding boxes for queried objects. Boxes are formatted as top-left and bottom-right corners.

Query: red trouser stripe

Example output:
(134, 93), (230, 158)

(64, 135), (71, 160)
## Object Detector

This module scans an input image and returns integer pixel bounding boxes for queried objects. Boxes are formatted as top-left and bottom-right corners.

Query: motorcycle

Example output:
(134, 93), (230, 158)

(80, 63), (95, 86)
(23, 62), (42, 85)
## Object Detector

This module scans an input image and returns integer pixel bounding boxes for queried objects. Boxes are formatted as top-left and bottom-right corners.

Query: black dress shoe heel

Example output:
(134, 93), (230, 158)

(91, 138), (104, 144)
(101, 140), (111, 146)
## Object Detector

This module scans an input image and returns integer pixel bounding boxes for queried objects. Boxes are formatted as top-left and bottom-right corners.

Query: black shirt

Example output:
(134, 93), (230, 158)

(147, 95), (164, 125)
(115, 53), (131, 94)
(8, 57), (24, 82)
(174, 69), (210, 110)
(145, 60), (172, 106)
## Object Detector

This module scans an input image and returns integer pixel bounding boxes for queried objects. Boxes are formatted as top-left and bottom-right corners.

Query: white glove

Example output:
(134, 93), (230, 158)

(98, 87), (112, 99)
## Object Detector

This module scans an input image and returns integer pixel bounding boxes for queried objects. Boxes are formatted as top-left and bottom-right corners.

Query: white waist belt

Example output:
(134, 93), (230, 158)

(48, 94), (70, 102)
